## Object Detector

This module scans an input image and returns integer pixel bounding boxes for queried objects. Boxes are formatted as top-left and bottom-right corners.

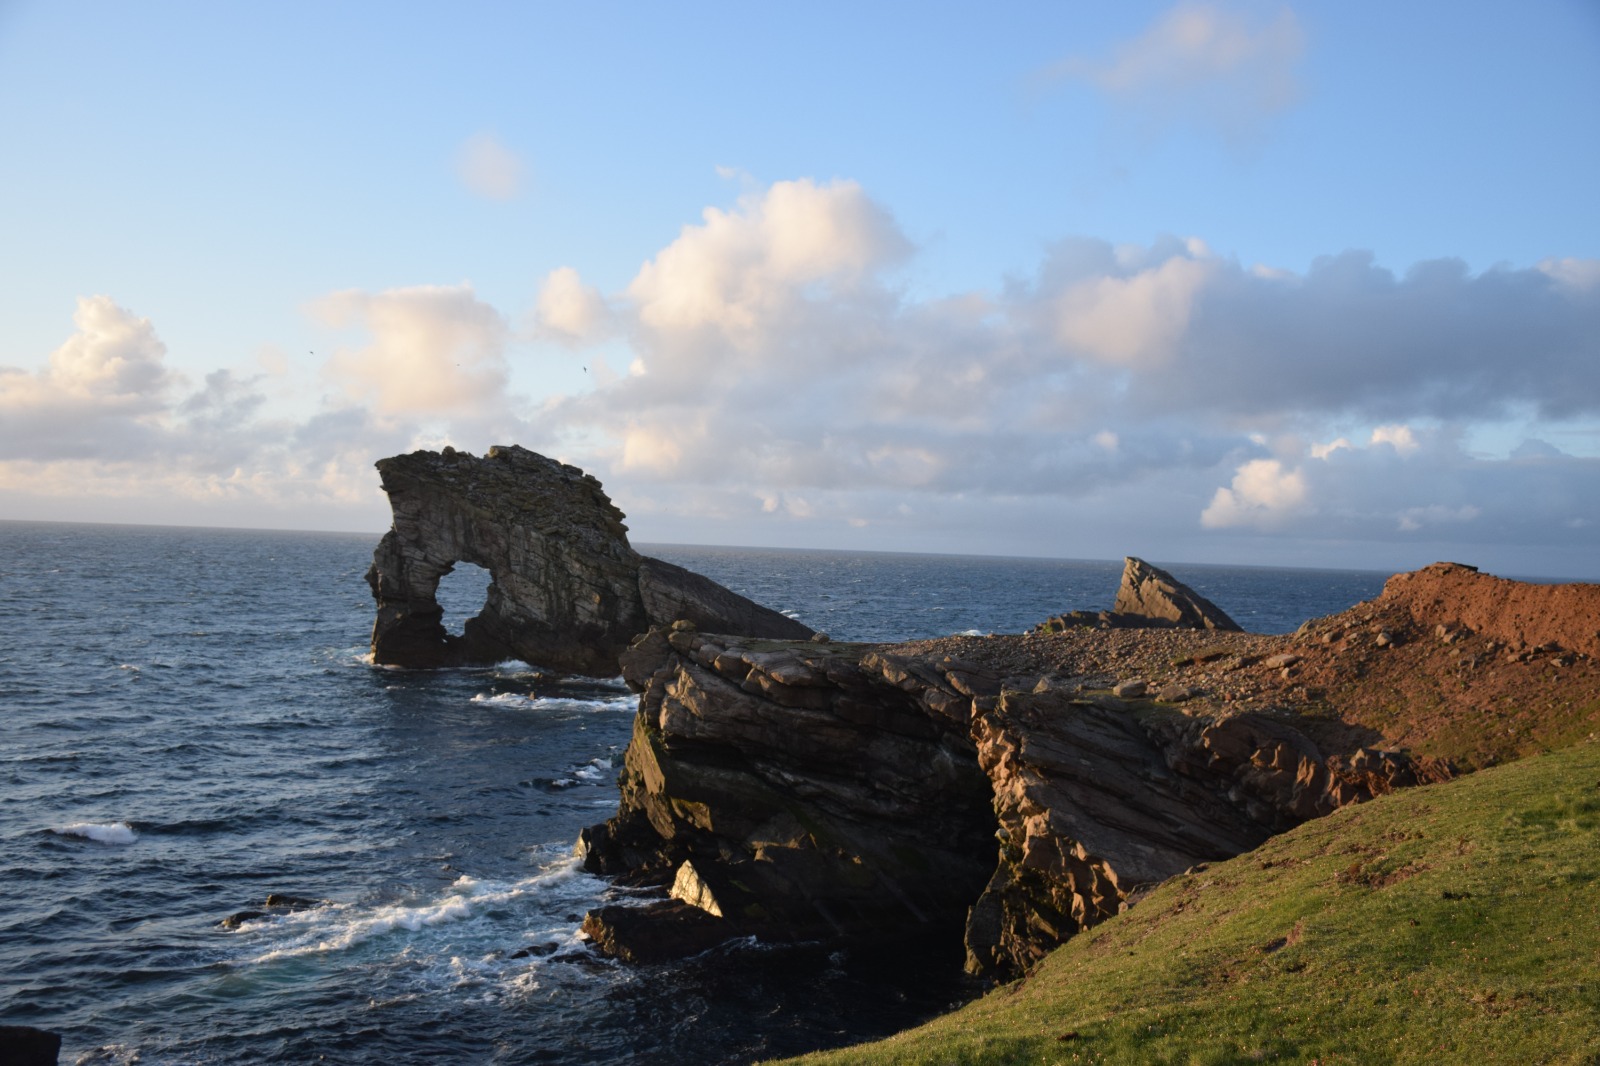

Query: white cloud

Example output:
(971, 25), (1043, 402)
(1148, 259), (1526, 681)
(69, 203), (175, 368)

(625, 177), (910, 348)
(0, 296), (177, 459)
(1369, 424), (1419, 454)
(6, 178), (1599, 574)
(317, 284), (509, 416)
(1539, 256), (1600, 292)
(1053, 252), (1214, 366)
(456, 132), (525, 201)
(533, 266), (611, 344)
(1200, 458), (1308, 529)
(1045, 2), (1306, 140)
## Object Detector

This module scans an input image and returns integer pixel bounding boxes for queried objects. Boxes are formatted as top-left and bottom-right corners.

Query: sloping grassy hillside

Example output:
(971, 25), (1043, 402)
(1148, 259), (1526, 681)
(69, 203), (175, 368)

(777, 741), (1600, 1065)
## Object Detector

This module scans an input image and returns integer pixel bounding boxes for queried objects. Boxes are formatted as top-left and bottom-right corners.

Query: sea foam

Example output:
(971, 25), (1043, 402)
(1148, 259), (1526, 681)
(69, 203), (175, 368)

(53, 821), (138, 845)
(238, 859), (598, 967)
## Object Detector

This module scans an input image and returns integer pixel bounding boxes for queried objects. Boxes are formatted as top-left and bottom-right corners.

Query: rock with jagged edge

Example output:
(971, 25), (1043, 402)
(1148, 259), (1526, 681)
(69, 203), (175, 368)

(365, 445), (812, 675)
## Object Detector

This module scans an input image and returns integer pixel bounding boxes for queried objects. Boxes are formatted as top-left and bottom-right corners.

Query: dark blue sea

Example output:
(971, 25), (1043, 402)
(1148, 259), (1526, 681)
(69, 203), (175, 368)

(0, 522), (1389, 1064)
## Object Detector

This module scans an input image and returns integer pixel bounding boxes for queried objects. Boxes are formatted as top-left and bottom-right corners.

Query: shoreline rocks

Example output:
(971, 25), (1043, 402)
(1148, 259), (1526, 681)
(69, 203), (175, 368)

(577, 561), (1595, 981)
(578, 621), (1450, 979)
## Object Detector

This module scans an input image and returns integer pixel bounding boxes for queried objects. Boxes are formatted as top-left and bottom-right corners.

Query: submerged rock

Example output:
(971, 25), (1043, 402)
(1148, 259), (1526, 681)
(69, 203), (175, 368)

(365, 446), (812, 674)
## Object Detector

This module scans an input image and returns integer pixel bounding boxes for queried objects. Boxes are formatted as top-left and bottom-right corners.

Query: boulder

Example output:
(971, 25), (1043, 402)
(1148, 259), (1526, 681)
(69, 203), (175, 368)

(365, 446), (811, 674)
(579, 628), (999, 958)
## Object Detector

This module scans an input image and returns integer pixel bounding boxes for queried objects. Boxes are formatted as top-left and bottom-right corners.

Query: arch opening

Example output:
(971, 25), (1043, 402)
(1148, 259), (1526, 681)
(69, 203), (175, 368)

(436, 561), (493, 636)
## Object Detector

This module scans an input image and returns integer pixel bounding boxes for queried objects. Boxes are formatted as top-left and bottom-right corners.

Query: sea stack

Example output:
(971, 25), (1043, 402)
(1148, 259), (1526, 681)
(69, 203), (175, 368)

(1112, 557), (1241, 631)
(365, 445), (812, 674)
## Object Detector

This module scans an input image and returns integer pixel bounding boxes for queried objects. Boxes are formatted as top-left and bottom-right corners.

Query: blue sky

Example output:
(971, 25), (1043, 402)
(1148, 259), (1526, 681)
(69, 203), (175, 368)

(2, 1), (1597, 577)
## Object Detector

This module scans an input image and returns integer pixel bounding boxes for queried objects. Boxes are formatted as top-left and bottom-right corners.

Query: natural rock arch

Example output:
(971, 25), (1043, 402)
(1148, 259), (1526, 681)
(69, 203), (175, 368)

(366, 445), (812, 675)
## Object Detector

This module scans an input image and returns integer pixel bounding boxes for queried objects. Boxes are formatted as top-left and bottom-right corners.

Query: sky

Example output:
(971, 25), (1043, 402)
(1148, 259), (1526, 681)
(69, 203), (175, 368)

(2, 0), (1597, 578)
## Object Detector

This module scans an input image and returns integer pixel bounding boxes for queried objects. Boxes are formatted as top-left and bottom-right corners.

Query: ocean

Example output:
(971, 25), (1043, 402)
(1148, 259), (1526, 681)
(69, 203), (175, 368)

(0, 521), (1390, 1064)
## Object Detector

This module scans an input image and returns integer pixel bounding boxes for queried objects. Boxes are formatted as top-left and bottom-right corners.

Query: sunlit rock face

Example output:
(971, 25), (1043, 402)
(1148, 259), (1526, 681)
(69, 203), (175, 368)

(365, 445), (811, 675)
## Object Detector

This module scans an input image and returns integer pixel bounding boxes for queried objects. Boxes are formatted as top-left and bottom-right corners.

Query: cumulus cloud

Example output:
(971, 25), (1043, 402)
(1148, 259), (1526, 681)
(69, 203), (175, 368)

(1200, 458), (1308, 529)
(624, 177), (910, 353)
(532, 266), (612, 344)
(0, 296), (177, 459)
(317, 284), (509, 416)
(456, 132), (525, 201)
(7, 177), (1598, 573)
(1197, 425), (1598, 557)
(1043, 2), (1305, 140)
(0, 297), (479, 528)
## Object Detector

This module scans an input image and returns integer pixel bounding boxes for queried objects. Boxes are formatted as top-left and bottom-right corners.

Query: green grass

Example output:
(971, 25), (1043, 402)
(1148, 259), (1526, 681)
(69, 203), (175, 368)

(774, 741), (1600, 1065)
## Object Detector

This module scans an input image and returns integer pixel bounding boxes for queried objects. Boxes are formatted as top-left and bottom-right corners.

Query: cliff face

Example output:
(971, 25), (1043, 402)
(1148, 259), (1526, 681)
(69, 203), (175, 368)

(365, 446), (812, 674)
(577, 625), (999, 958)
(579, 620), (1448, 979)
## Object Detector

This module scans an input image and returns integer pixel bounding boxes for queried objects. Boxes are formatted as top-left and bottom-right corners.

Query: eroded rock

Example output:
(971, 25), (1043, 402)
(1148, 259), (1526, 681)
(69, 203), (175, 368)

(579, 621), (1447, 981)
(1037, 556), (1242, 633)
(365, 446), (811, 674)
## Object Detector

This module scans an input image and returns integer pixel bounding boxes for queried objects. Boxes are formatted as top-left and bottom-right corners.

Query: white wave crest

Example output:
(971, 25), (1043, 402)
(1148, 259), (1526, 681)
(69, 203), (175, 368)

(53, 821), (138, 845)
(238, 857), (598, 966)
(470, 692), (636, 714)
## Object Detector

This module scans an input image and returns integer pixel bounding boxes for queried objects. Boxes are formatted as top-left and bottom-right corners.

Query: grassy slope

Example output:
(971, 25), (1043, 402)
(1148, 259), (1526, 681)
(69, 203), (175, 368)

(777, 741), (1600, 1065)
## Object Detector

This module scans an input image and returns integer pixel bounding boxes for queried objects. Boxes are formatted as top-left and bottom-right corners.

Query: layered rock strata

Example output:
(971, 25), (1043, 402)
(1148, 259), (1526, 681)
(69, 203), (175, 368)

(580, 621), (1447, 979)
(366, 446), (812, 674)
(1036, 556), (1242, 633)
(578, 624), (999, 959)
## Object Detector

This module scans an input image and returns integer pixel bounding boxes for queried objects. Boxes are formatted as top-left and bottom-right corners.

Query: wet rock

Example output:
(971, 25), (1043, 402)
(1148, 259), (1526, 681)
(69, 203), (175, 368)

(220, 893), (326, 928)
(581, 900), (750, 964)
(366, 446), (811, 674)
(0, 1025), (62, 1065)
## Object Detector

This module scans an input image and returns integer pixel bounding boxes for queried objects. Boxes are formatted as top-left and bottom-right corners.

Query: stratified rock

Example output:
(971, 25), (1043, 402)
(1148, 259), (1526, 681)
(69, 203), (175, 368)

(1112, 557), (1241, 631)
(1036, 556), (1242, 633)
(579, 627), (999, 957)
(365, 446), (811, 674)
(0, 1026), (61, 1066)
(962, 690), (1271, 976)
(580, 622), (1448, 980)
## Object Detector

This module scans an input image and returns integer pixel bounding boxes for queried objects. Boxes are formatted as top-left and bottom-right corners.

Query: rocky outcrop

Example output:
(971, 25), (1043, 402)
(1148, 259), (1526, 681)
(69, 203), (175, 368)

(1378, 562), (1600, 659)
(578, 624), (999, 953)
(1037, 556), (1242, 633)
(365, 446), (812, 674)
(579, 620), (1445, 980)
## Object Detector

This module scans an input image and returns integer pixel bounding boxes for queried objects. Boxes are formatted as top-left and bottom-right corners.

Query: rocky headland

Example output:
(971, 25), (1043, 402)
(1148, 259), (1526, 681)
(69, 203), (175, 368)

(575, 558), (1597, 980)
(577, 559), (1565, 978)
(362, 447), (1600, 990)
